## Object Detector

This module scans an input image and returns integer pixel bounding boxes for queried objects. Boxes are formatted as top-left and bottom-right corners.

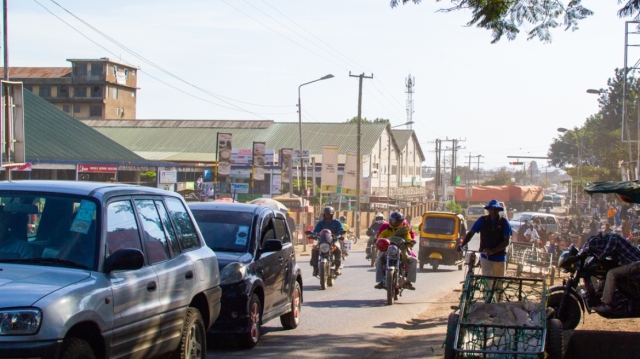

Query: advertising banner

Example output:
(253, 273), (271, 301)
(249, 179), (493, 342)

(217, 133), (232, 176)
(253, 142), (265, 181)
(342, 151), (357, 196)
(229, 169), (251, 179)
(158, 167), (177, 184)
(230, 182), (249, 194)
(281, 148), (292, 184)
(292, 149), (310, 165)
(271, 174), (281, 194)
(231, 148), (275, 165)
(321, 145), (339, 193)
(78, 164), (117, 173)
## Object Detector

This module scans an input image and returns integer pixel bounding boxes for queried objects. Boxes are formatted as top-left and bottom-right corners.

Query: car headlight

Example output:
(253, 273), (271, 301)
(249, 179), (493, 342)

(387, 245), (399, 256)
(0, 308), (42, 335)
(319, 242), (331, 253)
(219, 262), (247, 285)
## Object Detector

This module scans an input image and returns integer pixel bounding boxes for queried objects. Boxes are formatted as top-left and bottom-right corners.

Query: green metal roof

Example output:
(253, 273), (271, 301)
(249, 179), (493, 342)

(85, 121), (398, 163)
(22, 90), (149, 164)
(392, 129), (426, 162)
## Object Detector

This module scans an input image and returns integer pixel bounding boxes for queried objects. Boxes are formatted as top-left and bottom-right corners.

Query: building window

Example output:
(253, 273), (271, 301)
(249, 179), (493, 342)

(39, 85), (51, 98)
(131, 92), (135, 97)
(113, 87), (118, 99)
(73, 105), (81, 114)
(113, 65), (118, 77)
(91, 63), (103, 76)
(62, 105), (70, 113)
(131, 69), (136, 76)
(89, 105), (102, 117)
(23, 84), (33, 92)
(91, 86), (102, 98)
(74, 86), (87, 98)
(75, 63), (87, 76)
(124, 68), (129, 80)
(58, 85), (69, 98)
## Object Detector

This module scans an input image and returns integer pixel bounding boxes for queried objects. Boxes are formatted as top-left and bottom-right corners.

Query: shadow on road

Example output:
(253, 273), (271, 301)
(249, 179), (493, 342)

(374, 316), (447, 330)
(303, 299), (387, 308)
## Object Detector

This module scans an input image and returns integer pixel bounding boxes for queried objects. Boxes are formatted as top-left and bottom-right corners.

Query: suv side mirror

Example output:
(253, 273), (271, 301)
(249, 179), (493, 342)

(261, 239), (283, 253)
(104, 248), (144, 273)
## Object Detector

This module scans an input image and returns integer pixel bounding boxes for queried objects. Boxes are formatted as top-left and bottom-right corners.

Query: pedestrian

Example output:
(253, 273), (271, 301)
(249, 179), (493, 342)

(458, 199), (511, 278)
(607, 205), (616, 227)
(622, 215), (631, 240)
(405, 214), (412, 226)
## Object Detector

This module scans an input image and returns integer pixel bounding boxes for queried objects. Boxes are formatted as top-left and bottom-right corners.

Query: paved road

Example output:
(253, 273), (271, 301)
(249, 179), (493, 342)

(207, 235), (480, 358)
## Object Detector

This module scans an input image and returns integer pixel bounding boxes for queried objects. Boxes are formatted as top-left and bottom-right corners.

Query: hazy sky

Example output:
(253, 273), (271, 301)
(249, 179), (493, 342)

(9, 1), (635, 171)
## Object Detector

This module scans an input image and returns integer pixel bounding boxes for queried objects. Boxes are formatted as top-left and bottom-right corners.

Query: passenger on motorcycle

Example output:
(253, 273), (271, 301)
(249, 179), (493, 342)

(374, 211), (417, 290)
(524, 221), (540, 243)
(458, 199), (511, 277)
(310, 206), (344, 277)
(585, 233), (640, 313)
(365, 212), (385, 260)
(339, 215), (350, 233)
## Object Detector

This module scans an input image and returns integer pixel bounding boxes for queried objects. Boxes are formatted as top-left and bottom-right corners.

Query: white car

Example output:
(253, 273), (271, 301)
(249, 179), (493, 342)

(509, 212), (558, 241)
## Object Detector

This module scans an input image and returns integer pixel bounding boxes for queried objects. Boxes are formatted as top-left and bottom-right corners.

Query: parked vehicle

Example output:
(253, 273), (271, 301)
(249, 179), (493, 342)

(551, 193), (564, 207)
(418, 211), (466, 271)
(0, 181), (221, 359)
(465, 205), (486, 228)
(509, 212), (558, 241)
(305, 229), (345, 290)
(377, 237), (415, 305)
(543, 195), (554, 209)
(548, 243), (640, 330)
(189, 202), (302, 348)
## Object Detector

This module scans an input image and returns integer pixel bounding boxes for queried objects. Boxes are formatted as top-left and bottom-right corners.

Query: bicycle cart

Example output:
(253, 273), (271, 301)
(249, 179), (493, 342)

(444, 276), (563, 359)
(517, 248), (555, 286)
(506, 242), (535, 273)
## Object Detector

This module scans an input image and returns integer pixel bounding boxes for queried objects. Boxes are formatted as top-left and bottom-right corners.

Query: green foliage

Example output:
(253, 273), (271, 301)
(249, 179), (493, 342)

(446, 200), (463, 215)
(482, 167), (512, 185)
(345, 117), (390, 124)
(141, 171), (156, 184)
(548, 69), (640, 181)
(390, 0), (622, 43)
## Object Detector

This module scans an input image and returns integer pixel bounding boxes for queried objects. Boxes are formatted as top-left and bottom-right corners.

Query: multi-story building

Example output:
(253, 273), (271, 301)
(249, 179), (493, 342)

(1, 58), (139, 119)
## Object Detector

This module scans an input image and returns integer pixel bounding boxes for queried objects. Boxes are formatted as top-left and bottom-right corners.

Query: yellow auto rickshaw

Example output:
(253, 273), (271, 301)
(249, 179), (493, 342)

(418, 211), (467, 271)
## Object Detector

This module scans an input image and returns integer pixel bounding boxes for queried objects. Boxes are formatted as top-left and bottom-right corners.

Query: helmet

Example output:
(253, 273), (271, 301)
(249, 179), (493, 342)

(323, 206), (335, 215)
(318, 229), (332, 244)
(375, 212), (384, 220)
(376, 238), (391, 252)
(339, 215), (347, 222)
(389, 211), (404, 226)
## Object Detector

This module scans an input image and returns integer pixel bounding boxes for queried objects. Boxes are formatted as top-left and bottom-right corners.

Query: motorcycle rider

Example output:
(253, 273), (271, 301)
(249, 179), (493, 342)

(310, 206), (344, 277)
(458, 199), (512, 277)
(374, 211), (417, 290)
(339, 215), (350, 233)
(365, 212), (385, 260)
(524, 221), (540, 245)
(580, 232), (640, 313)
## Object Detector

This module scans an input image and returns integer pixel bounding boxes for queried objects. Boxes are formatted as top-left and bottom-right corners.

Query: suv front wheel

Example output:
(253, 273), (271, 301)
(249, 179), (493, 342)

(59, 337), (96, 359)
(173, 307), (206, 359)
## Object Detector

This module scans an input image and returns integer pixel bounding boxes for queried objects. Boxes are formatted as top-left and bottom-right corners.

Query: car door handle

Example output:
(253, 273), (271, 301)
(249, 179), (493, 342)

(185, 271), (194, 280)
(147, 281), (157, 292)
(278, 257), (284, 265)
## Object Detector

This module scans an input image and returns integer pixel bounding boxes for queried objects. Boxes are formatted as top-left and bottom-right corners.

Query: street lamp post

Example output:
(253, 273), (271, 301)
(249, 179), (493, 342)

(297, 74), (333, 252)
(294, 74), (334, 198)
(558, 127), (583, 215)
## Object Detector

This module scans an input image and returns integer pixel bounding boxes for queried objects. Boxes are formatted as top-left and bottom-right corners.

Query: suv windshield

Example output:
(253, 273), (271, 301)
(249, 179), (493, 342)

(467, 207), (484, 215)
(192, 210), (254, 252)
(511, 213), (532, 222)
(0, 192), (99, 270)
(423, 217), (456, 235)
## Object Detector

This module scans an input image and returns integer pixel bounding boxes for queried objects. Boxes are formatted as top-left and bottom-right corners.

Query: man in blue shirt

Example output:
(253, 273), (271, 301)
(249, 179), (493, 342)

(458, 199), (512, 277)
(310, 206), (344, 276)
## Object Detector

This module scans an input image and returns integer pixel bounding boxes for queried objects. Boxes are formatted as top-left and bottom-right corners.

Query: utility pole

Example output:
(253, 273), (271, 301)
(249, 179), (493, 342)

(475, 155), (484, 185)
(3, 0), (9, 181)
(435, 139), (441, 200)
(349, 72), (373, 239)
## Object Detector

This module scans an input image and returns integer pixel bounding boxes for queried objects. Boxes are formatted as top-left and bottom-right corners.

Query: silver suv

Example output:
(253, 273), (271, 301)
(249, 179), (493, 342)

(0, 181), (221, 359)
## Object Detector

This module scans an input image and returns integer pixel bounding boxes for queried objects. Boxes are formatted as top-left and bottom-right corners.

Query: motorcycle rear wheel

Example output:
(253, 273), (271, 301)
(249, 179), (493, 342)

(547, 291), (582, 330)
(386, 269), (395, 305)
(319, 263), (327, 290)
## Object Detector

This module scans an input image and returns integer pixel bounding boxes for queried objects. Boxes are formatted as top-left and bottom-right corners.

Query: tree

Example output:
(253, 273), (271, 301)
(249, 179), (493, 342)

(446, 199), (463, 215)
(482, 167), (512, 185)
(345, 117), (390, 124)
(390, 0), (635, 43)
(547, 69), (640, 182)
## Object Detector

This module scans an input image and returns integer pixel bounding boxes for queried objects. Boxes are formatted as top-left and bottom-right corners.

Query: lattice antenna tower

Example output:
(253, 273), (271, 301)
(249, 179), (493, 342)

(405, 74), (415, 129)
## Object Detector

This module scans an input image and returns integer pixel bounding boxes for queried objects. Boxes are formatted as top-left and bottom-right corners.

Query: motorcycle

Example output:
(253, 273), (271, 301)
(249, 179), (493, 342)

(548, 243), (640, 330)
(366, 228), (378, 267)
(380, 237), (415, 305)
(306, 230), (345, 290)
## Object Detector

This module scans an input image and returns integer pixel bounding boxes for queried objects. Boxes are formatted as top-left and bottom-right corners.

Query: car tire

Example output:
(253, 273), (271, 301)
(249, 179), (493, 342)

(173, 307), (206, 359)
(238, 294), (261, 349)
(59, 337), (96, 359)
(280, 281), (301, 329)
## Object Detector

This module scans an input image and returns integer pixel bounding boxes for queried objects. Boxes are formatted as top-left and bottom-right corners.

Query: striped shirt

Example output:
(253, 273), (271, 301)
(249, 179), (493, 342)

(585, 233), (640, 264)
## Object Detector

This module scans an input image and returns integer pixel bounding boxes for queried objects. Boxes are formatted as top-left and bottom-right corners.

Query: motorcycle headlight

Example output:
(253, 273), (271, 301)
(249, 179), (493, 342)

(219, 262), (247, 285)
(319, 242), (331, 253)
(388, 245), (399, 256)
(0, 308), (42, 335)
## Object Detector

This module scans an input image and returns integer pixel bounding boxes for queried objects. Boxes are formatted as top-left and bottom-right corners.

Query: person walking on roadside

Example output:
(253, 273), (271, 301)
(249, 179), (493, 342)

(458, 199), (512, 277)
(607, 205), (617, 227)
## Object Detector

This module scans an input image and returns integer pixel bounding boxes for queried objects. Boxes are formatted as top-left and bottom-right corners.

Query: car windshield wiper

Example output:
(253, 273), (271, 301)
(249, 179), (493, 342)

(0, 257), (90, 269)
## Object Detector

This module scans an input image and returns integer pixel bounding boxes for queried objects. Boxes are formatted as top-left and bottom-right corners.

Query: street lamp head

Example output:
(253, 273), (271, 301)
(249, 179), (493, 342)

(557, 127), (568, 133)
(320, 74), (334, 80)
(586, 89), (602, 94)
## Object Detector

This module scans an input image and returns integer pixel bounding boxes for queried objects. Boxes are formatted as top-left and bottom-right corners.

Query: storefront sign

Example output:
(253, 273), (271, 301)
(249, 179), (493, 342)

(78, 164), (117, 173)
(230, 182), (249, 194)
(159, 170), (177, 183)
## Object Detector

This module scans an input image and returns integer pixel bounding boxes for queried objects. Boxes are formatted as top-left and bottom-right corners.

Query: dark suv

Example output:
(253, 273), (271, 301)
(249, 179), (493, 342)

(189, 202), (302, 348)
(0, 181), (221, 359)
